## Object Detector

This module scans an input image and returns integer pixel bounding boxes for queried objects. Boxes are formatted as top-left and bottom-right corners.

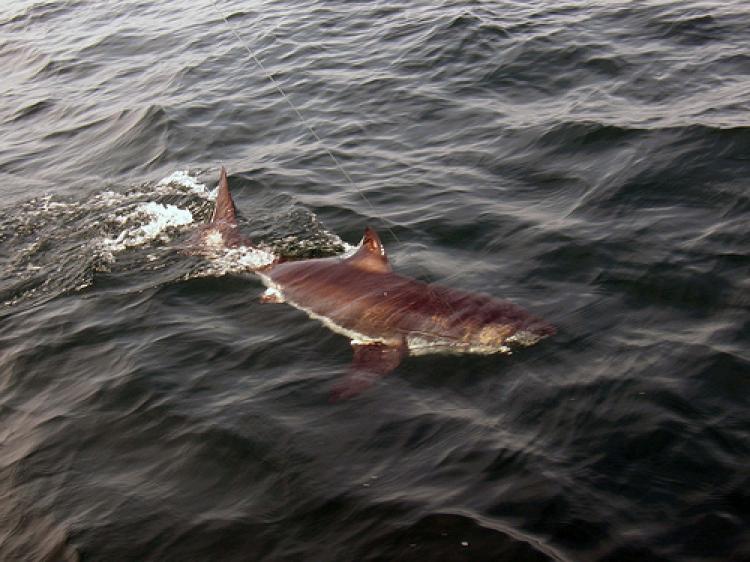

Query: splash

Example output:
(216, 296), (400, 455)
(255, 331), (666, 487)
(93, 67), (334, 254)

(193, 245), (278, 278)
(0, 170), (213, 311)
(100, 202), (194, 254)
(157, 170), (215, 199)
(0, 170), (350, 314)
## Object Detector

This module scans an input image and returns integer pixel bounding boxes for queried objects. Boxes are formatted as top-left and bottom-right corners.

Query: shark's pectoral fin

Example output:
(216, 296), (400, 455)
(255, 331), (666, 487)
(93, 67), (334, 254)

(351, 341), (405, 374)
(330, 340), (407, 401)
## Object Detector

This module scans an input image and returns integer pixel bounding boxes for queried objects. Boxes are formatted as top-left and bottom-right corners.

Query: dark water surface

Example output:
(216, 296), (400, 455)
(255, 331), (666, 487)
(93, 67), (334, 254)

(2, 1), (749, 560)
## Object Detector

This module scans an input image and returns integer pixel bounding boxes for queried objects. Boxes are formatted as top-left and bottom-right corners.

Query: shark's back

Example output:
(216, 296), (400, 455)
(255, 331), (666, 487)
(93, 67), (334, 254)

(199, 167), (554, 398)
(265, 231), (553, 352)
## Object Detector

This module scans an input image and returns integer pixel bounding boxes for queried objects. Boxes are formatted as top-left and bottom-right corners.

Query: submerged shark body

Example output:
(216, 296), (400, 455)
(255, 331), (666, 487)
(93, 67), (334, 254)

(206, 168), (554, 397)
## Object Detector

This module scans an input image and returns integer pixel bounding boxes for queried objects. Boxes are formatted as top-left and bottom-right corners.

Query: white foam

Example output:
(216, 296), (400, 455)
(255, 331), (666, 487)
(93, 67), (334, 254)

(96, 190), (127, 205)
(101, 201), (194, 254)
(91, 169), (351, 278)
(196, 245), (277, 276)
(158, 170), (215, 199)
(341, 241), (358, 257)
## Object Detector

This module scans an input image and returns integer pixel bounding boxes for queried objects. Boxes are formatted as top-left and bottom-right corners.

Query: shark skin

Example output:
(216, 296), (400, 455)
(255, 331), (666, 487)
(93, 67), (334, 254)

(191, 166), (251, 252)
(204, 168), (555, 398)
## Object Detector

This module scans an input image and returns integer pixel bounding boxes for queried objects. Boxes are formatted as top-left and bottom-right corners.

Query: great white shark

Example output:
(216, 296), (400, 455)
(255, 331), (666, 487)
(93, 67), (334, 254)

(203, 167), (555, 398)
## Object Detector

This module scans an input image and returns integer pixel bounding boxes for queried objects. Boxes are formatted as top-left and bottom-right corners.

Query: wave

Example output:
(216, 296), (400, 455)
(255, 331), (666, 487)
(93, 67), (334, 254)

(0, 170), (349, 315)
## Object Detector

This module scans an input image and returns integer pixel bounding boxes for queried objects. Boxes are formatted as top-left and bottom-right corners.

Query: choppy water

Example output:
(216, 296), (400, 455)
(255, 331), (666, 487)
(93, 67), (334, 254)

(2, 1), (749, 560)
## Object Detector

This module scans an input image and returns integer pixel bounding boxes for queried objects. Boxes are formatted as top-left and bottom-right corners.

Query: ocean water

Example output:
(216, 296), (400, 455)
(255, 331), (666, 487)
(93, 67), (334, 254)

(1, 1), (749, 560)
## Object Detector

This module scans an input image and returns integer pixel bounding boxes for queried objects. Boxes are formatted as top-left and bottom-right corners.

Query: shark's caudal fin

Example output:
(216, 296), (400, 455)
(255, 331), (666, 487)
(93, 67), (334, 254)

(345, 227), (391, 273)
(193, 167), (253, 251)
(211, 166), (238, 226)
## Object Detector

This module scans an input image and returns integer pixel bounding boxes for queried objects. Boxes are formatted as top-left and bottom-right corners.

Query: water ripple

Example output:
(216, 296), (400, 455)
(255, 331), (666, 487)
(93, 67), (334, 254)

(1, 0), (749, 560)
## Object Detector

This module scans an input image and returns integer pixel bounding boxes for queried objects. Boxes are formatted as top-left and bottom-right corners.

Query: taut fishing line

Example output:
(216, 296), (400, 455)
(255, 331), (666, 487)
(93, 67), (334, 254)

(211, 2), (467, 322)
(211, 0), (400, 243)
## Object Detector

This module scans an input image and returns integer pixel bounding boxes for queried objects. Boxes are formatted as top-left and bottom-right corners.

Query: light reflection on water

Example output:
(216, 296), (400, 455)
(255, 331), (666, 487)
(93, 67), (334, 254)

(1, 0), (749, 560)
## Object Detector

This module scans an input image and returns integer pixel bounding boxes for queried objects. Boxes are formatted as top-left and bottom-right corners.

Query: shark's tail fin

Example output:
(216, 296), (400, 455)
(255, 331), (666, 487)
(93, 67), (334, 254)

(211, 166), (238, 226)
(188, 167), (276, 269)
(201, 166), (252, 249)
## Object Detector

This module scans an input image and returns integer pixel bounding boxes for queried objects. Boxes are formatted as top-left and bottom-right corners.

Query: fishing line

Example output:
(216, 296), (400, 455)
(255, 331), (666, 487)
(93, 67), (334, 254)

(210, 4), (554, 373)
(211, 0), (400, 243)
(209, 3), (507, 328)
(210, 2), (472, 328)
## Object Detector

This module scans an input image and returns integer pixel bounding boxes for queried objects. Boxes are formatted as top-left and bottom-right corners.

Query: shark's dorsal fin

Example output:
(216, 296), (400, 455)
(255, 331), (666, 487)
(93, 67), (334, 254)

(211, 166), (238, 225)
(346, 227), (391, 273)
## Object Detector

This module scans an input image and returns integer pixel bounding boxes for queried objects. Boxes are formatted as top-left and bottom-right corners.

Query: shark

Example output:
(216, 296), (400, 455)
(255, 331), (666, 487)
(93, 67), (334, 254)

(203, 167), (555, 398)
